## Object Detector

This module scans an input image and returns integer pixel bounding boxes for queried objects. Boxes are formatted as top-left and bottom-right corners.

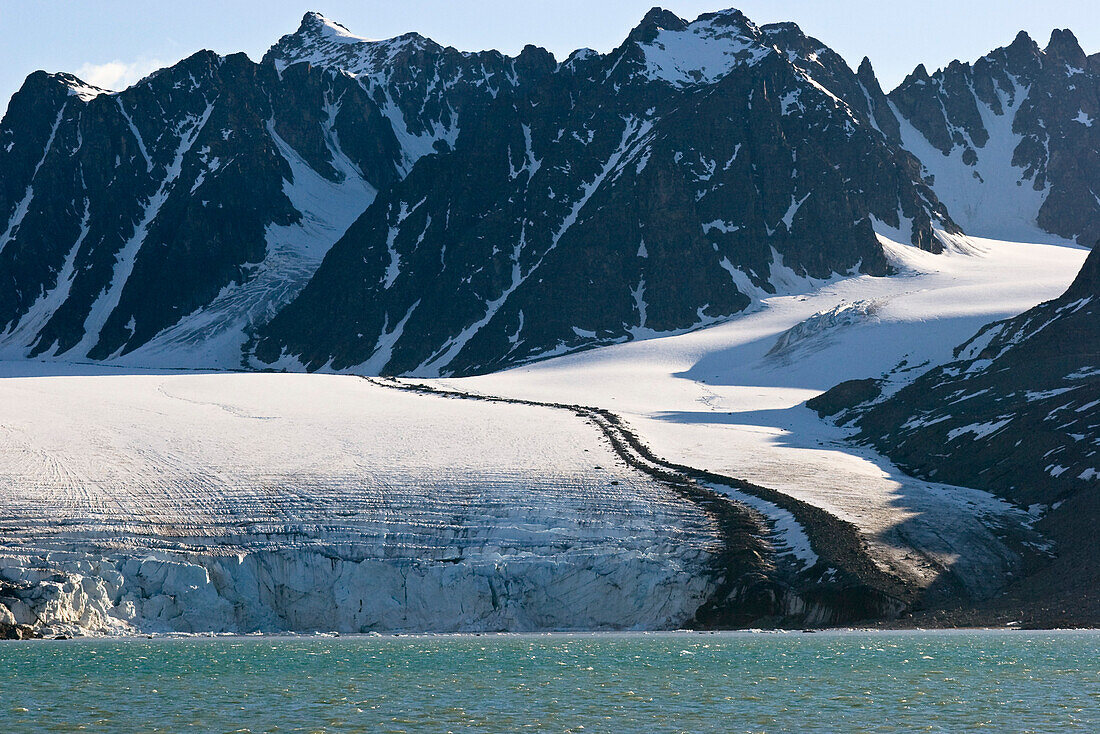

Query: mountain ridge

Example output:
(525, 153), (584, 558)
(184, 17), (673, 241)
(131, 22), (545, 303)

(0, 7), (1094, 375)
(248, 6), (964, 375)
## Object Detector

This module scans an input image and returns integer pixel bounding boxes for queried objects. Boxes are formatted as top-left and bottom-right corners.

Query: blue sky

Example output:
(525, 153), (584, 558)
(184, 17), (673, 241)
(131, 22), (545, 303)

(1, 1), (1097, 115)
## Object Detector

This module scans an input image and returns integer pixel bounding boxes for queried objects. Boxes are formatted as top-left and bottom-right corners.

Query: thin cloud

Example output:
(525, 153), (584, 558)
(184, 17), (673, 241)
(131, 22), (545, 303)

(73, 59), (164, 92)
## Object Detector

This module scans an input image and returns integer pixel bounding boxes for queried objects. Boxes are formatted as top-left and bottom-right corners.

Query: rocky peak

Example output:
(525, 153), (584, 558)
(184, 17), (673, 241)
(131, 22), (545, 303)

(856, 56), (875, 79)
(759, 21), (845, 71)
(698, 7), (757, 32)
(1008, 29), (1036, 50)
(46, 72), (110, 99)
(614, 6), (776, 89)
(628, 7), (690, 41)
(1044, 28), (1088, 69)
(298, 11), (351, 35)
(854, 56), (901, 141)
(263, 11), (435, 76)
(855, 56), (885, 96)
(5, 71), (108, 105)
(903, 63), (932, 85)
(514, 44), (557, 78)
(1001, 30), (1042, 70)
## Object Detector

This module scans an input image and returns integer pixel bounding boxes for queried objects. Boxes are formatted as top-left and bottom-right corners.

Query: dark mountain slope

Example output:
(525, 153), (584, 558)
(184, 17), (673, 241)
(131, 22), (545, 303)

(4, 8), (1097, 374)
(0, 52), (399, 364)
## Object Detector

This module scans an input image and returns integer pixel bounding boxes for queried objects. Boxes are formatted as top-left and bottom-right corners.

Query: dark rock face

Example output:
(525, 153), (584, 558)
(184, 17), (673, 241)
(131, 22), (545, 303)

(0, 8), (960, 374)
(806, 378), (882, 418)
(853, 246), (1100, 508)
(250, 9), (959, 376)
(0, 622), (38, 640)
(886, 30), (1100, 245)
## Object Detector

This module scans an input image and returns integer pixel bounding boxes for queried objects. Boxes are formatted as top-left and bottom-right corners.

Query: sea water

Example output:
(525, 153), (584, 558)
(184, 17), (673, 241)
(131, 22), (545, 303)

(3, 630), (1097, 732)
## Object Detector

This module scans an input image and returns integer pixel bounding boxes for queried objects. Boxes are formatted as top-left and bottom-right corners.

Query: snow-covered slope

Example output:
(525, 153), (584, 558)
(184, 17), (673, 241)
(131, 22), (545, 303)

(0, 370), (718, 634)
(446, 236), (1088, 599)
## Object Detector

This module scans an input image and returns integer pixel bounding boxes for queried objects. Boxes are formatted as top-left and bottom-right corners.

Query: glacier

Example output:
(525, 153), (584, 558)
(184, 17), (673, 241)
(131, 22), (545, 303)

(0, 370), (718, 635)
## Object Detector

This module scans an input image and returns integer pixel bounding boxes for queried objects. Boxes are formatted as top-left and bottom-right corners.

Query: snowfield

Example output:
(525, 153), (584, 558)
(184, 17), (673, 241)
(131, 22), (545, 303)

(448, 236), (1088, 597)
(0, 370), (718, 634)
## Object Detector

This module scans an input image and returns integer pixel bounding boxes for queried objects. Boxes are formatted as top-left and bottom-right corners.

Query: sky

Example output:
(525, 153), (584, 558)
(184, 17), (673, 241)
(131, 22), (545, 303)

(0, 1), (1097, 115)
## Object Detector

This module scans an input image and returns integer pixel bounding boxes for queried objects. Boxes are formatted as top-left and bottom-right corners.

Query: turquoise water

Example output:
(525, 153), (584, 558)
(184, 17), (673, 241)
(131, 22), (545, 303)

(2, 631), (1098, 732)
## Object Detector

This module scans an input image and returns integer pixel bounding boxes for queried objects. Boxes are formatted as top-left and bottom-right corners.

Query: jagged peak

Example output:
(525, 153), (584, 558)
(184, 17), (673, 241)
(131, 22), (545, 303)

(296, 11), (364, 42)
(628, 5), (764, 43)
(972, 29), (1040, 72)
(1008, 29), (1037, 51)
(515, 44), (557, 76)
(264, 12), (441, 76)
(999, 29), (1042, 65)
(14, 70), (110, 104)
(566, 47), (599, 63)
(759, 20), (842, 67)
(1044, 28), (1087, 67)
(699, 7), (758, 32)
(626, 7), (689, 44)
(902, 63), (931, 85)
(855, 57), (889, 98)
(615, 4), (775, 88)
(902, 27), (1070, 92)
(759, 20), (803, 35)
(561, 47), (601, 73)
(642, 6), (689, 30)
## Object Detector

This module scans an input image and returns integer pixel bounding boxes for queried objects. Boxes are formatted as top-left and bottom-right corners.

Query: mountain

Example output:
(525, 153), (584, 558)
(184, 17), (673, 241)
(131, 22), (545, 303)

(0, 13), (519, 367)
(0, 8), (961, 373)
(813, 247), (1099, 623)
(885, 30), (1100, 245)
(0, 9), (1095, 375)
(0, 52), (382, 366)
(249, 9), (960, 376)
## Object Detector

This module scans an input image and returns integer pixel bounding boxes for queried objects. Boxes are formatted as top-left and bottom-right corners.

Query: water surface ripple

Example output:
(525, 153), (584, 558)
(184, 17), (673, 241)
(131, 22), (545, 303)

(3, 631), (1098, 732)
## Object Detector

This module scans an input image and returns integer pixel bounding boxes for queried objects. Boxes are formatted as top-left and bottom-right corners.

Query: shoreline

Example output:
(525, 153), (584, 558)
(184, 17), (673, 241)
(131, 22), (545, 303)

(6, 627), (1100, 643)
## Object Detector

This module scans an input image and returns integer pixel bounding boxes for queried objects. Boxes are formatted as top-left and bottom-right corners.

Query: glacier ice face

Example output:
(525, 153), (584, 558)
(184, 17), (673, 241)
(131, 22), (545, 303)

(1, 546), (715, 636)
(0, 370), (719, 635)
